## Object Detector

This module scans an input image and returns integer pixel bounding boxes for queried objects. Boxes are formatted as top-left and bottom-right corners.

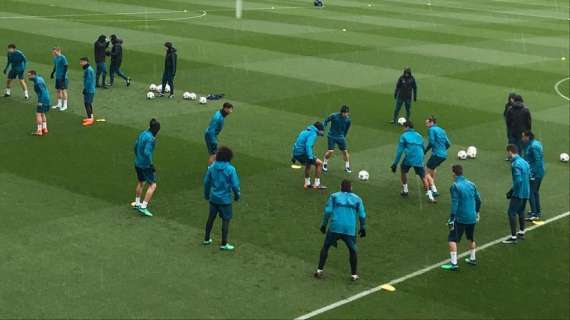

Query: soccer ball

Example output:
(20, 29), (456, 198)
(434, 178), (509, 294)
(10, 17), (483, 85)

(199, 96), (208, 104)
(358, 170), (370, 181)
(561, 153), (569, 162)
(164, 84), (171, 93)
(397, 117), (407, 126)
(466, 146), (477, 159)
(183, 92), (192, 100)
(189, 92), (197, 101)
(149, 83), (157, 91)
(457, 150), (468, 160)
(155, 84), (162, 92)
(146, 91), (155, 100)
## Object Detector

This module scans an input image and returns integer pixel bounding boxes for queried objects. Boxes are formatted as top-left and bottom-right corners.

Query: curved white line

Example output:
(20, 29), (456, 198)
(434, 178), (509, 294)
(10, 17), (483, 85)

(554, 77), (570, 101)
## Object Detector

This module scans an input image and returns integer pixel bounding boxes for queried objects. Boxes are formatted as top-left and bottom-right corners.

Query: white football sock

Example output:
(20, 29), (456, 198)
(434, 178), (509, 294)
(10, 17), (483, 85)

(24, 90), (28, 97)
(36, 124), (42, 131)
(57, 99), (62, 107)
(6, 88), (11, 95)
(450, 251), (457, 265)
(63, 100), (68, 108)
(304, 178), (311, 185)
(42, 122), (47, 129)
(470, 249), (476, 260)
(426, 190), (434, 201)
(135, 197), (141, 206)
(323, 159), (328, 165)
(314, 178), (320, 186)
(345, 161), (350, 168)
(403, 184), (409, 193)
(431, 185), (438, 193)
(141, 201), (148, 209)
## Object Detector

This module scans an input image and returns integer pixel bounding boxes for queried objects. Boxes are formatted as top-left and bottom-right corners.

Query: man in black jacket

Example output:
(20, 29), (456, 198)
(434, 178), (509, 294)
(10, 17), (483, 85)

(391, 67), (417, 124)
(108, 35), (131, 87)
(160, 42), (177, 98)
(94, 35), (109, 88)
(506, 94), (531, 154)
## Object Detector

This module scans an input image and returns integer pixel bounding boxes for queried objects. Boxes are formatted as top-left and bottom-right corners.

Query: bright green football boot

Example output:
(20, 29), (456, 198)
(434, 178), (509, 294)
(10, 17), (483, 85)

(219, 243), (235, 251)
(440, 263), (459, 271)
(137, 207), (153, 217)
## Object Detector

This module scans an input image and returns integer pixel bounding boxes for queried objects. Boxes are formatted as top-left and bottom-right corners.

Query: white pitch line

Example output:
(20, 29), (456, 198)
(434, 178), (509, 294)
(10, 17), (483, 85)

(295, 211), (570, 320)
(554, 77), (570, 101)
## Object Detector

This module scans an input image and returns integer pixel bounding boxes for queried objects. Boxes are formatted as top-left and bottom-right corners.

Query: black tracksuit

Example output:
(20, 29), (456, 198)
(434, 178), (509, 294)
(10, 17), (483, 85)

(506, 101), (531, 152)
(108, 39), (129, 85)
(94, 36), (109, 86)
(161, 47), (177, 95)
(392, 73), (417, 122)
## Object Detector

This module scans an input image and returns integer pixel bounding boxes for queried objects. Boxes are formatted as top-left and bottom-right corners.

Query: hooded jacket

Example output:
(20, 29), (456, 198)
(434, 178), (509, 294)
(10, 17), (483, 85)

(524, 139), (545, 179)
(83, 64), (96, 94)
(292, 125), (320, 159)
(164, 47), (177, 74)
(509, 155), (530, 199)
(322, 191), (366, 237)
(506, 101), (531, 138)
(94, 35), (109, 63)
(393, 128), (424, 167)
(204, 161), (241, 205)
(394, 70), (417, 101)
(109, 39), (123, 66)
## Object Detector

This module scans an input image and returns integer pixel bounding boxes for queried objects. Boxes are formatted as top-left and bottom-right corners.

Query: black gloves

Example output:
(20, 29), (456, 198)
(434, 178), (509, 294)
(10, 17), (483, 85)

(320, 225), (326, 234)
(359, 229), (366, 238)
(506, 190), (513, 199)
(390, 164), (397, 173)
(234, 194), (240, 202)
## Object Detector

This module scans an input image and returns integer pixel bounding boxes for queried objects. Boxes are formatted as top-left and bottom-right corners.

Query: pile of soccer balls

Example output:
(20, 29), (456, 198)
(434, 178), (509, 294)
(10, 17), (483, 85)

(146, 83), (207, 104)
(458, 146), (477, 160)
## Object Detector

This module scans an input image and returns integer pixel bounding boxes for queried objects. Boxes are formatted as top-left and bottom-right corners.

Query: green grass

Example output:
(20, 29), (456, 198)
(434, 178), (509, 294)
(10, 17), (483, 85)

(0, 0), (568, 318)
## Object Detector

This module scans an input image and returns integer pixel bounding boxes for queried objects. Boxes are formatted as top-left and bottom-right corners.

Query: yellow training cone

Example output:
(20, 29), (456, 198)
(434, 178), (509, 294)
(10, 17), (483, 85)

(380, 284), (396, 292)
(532, 220), (545, 225)
(291, 164), (303, 169)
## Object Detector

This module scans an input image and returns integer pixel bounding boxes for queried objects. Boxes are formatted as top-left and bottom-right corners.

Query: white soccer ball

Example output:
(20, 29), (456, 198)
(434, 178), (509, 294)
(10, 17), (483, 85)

(358, 170), (370, 181)
(189, 92), (197, 101)
(149, 83), (157, 91)
(397, 117), (407, 126)
(146, 91), (155, 100)
(164, 84), (171, 93)
(155, 84), (162, 92)
(466, 146), (477, 159)
(183, 92), (192, 100)
(199, 96), (208, 104)
(561, 153), (569, 162)
(457, 150), (468, 160)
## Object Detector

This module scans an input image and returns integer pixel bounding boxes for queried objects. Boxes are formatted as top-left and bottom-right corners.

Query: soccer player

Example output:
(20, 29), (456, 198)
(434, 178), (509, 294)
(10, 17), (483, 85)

(314, 180), (366, 281)
(205, 102), (234, 165)
(424, 115), (451, 197)
(441, 165), (481, 271)
(502, 144), (530, 244)
(3, 44), (29, 99)
(391, 67), (417, 124)
(322, 105), (352, 174)
(132, 119), (161, 217)
(27, 70), (50, 136)
(522, 131), (545, 221)
(391, 121), (435, 202)
(505, 94), (531, 155)
(203, 146), (241, 251)
(50, 47), (69, 111)
(93, 35), (109, 88)
(79, 57), (96, 126)
(160, 42), (177, 98)
(108, 35), (131, 87)
(292, 122), (327, 189)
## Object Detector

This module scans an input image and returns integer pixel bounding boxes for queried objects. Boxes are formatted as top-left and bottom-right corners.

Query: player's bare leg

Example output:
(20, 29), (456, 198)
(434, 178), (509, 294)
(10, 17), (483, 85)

(322, 150), (333, 173)
(426, 168), (439, 197)
(313, 159), (326, 189)
(341, 150), (351, 173)
(19, 79), (28, 99)
(32, 112), (43, 136)
(423, 176), (436, 203)
(465, 240), (477, 265)
(304, 164), (312, 188)
(400, 171), (409, 196)
(60, 89), (68, 111)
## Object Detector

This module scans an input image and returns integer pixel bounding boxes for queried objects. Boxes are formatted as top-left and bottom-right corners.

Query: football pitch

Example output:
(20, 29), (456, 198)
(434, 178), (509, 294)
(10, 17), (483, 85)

(0, 0), (569, 318)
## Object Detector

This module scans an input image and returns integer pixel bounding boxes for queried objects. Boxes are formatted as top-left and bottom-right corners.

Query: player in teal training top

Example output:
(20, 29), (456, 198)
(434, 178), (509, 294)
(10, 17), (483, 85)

(27, 70), (51, 136)
(3, 44), (29, 99)
(132, 119), (161, 217)
(292, 122), (327, 189)
(391, 121), (435, 202)
(503, 144), (530, 244)
(80, 57), (96, 126)
(322, 105), (352, 174)
(50, 47), (69, 111)
(522, 130), (545, 221)
(314, 180), (366, 281)
(441, 165), (482, 271)
(424, 115), (451, 197)
(205, 102), (234, 165)
(203, 146), (241, 251)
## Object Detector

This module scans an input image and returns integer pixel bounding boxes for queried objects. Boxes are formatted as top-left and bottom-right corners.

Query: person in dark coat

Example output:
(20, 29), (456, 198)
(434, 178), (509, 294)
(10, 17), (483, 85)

(505, 94), (531, 155)
(107, 35), (131, 87)
(94, 35), (110, 88)
(391, 67), (417, 124)
(160, 42), (177, 98)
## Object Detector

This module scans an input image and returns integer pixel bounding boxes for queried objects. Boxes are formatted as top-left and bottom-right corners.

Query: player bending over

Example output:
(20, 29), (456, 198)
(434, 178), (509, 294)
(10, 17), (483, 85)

(424, 115), (450, 197)
(3, 44), (29, 99)
(441, 165), (481, 270)
(291, 122), (327, 189)
(323, 105), (352, 174)
(203, 146), (241, 251)
(80, 57), (96, 126)
(390, 121), (435, 202)
(50, 47), (69, 111)
(28, 70), (51, 136)
(204, 102), (234, 165)
(132, 119), (161, 217)
(502, 144), (530, 244)
(314, 180), (366, 281)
